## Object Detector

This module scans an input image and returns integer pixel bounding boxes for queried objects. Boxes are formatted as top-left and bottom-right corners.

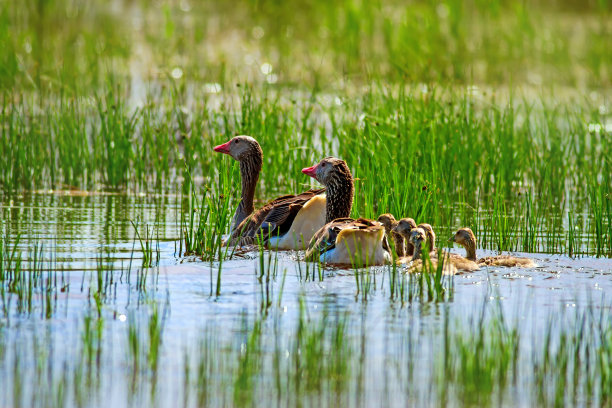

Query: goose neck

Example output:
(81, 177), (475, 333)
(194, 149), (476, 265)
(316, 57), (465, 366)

(232, 154), (262, 230)
(464, 238), (477, 261)
(325, 174), (354, 223)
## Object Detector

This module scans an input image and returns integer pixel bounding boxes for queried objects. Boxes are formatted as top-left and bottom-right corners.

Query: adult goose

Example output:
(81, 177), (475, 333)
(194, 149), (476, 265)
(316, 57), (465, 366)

(450, 228), (536, 268)
(213, 136), (326, 248)
(302, 157), (391, 267)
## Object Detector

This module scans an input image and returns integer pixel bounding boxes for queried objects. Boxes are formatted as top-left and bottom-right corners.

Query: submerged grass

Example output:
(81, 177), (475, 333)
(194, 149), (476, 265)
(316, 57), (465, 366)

(4, 291), (612, 407)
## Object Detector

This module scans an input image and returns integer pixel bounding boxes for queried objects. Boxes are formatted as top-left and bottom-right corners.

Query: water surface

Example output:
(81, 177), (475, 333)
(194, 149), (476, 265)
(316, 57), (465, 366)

(1, 191), (611, 407)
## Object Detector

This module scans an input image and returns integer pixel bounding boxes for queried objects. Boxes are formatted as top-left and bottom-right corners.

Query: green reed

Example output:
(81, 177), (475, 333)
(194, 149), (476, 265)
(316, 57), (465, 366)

(0, 234), (65, 319)
(180, 167), (233, 261)
(130, 220), (160, 268)
(415, 246), (452, 302)
(589, 182), (612, 257)
(1, 80), (610, 257)
(255, 238), (281, 315)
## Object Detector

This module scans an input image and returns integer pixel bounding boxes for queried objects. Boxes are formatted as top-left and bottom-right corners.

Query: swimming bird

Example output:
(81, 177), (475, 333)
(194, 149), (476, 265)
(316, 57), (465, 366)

(306, 217), (391, 267)
(389, 217), (418, 256)
(402, 227), (457, 274)
(417, 223), (436, 254)
(394, 222), (479, 272)
(377, 213), (406, 257)
(302, 157), (390, 267)
(450, 227), (536, 268)
(213, 136), (326, 248)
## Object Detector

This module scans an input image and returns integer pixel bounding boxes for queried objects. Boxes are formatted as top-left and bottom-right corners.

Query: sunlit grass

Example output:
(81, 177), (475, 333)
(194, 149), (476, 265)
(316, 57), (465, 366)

(0, 1), (611, 407)
(1, 84), (609, 257)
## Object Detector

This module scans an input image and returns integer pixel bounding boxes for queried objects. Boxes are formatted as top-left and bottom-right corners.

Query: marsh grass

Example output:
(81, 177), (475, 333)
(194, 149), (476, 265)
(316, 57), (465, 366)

(2, 0), (610, 90)
(130, 220), (160, 268)
(180, 169), (233, 260)
(0, 0), (611, 406)
(0, 1), (610, 258)
(255, 238), (282, 315)
(0, 234), (66, 319)
(1, 83), (609, 257)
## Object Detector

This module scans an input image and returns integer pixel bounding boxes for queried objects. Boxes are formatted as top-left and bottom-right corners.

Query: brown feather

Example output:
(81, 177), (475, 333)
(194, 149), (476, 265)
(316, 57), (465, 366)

(231, 187), (325, 245)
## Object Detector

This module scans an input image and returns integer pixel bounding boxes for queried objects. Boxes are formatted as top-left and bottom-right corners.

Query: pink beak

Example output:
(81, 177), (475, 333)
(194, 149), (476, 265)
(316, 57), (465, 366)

(301, 164), (318, 178)
(213, 140), (231, 154)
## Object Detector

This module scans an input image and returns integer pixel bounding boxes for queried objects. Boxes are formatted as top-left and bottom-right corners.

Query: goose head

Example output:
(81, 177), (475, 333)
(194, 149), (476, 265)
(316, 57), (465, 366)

(450, 227), (476, 246)
(302, 157), (354, 222)
(302, 157), (352, 186)
(377, 213), (397, 232)
(449, 227), (477, 261)
(391, 218), (417, 239)
(409, 227), (428, 259)
(213, 135), (262, 162)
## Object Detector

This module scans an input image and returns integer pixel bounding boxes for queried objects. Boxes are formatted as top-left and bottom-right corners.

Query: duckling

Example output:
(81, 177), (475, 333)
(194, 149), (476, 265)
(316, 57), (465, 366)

(390, 217), (418, 256)
(403, 227), (457, 275)
(395, 223), (479, 272)
(450, 227), (536, 268)
(377, 213), (406, 257)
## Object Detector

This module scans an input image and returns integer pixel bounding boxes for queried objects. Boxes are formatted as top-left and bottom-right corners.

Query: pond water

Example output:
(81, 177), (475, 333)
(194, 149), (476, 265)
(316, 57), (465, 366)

(1, 191), (611, 407)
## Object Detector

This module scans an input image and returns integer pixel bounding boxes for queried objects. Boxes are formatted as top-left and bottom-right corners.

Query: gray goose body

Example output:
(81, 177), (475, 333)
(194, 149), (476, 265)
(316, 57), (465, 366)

(214, 136), (326, 247)
(302, 157), (391, 266)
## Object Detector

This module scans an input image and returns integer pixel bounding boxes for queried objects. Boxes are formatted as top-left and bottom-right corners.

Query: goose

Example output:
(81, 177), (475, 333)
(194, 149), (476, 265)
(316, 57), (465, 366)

(302, 157), (391, 267)
(450, 227), (536, 268)
(403, 227), (457, 275)
(213, 136), (326, 248)
(377, 214), (406, 257)
(393, 222), (479, 272)
(307, 217), (391, 267)
(417, 223), (436, 253)
(384, 217), (417, 256)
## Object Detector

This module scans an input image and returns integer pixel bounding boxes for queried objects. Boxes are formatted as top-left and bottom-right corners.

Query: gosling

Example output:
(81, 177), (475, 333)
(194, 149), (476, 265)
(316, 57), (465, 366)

(389, 217), (418, 256)
(404, 227), (457, 275)
(450, 227), (536, 268)
(395, 223), (479, 272)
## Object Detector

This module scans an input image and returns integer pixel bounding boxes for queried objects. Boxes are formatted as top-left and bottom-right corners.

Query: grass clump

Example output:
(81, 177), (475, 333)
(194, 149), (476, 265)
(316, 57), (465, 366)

(180, 170), (233, 260)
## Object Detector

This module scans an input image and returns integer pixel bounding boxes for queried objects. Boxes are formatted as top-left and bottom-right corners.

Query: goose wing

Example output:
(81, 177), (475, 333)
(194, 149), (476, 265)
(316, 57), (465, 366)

(231, 188), (325, 244)
(305, 218), (384, 260)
